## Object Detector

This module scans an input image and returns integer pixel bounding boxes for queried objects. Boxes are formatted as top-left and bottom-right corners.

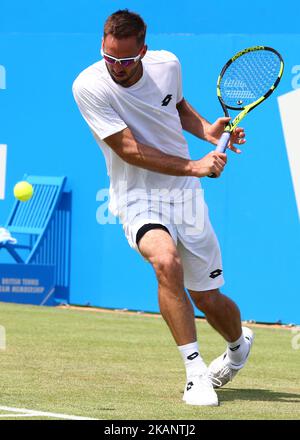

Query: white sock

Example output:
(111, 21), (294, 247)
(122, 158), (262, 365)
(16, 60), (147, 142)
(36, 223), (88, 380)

(227, 331), (250, 366)
(178, 341), (207, 379)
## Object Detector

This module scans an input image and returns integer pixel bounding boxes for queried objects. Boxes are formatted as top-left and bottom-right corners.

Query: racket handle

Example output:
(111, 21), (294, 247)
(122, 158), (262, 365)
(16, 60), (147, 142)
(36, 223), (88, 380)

(216, 131), (231, 153)
(208, 131), (231, 178)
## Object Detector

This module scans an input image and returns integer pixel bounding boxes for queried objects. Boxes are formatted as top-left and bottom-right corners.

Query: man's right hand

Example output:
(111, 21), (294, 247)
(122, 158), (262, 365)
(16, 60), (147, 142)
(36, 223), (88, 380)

(191, 151), (227, 178)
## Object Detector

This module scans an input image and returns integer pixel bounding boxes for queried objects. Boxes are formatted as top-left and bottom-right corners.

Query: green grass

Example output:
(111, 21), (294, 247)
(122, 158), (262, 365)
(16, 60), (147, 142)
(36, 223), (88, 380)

(0, 302), (299, 420)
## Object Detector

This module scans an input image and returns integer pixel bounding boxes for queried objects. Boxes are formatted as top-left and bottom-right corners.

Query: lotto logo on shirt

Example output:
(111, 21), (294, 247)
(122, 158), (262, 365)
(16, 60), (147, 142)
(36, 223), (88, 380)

(161, 94), (173, 106)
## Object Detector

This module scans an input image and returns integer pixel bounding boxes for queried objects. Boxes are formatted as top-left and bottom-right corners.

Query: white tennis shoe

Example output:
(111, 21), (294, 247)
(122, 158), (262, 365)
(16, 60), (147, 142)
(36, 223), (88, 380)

(207, 327), (254, 389)
(183, 374), (219, 406)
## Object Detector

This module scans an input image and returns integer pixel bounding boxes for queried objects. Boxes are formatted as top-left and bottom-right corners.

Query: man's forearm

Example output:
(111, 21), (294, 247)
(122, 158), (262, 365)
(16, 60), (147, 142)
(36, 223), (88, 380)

(104, 127), (223, 178)
(118, 140), (194, 176)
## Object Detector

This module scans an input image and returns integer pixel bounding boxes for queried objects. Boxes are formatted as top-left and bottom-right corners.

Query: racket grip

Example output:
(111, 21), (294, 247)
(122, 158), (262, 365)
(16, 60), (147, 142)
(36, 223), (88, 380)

(216, 131), (231, 153)
(208, 131), (231, 178)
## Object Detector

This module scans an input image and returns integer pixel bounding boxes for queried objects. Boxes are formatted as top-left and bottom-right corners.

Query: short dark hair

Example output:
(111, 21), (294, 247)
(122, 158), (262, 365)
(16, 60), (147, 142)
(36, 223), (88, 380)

(104, 9), (147, 47)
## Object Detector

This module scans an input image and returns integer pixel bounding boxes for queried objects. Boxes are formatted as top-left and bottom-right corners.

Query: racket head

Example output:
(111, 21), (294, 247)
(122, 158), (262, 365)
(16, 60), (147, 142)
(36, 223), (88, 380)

(217, 46), (284, 113)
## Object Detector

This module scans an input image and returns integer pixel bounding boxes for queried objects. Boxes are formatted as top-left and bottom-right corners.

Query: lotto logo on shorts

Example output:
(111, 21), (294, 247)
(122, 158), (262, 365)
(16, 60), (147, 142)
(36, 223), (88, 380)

(209, 269), (223, 279)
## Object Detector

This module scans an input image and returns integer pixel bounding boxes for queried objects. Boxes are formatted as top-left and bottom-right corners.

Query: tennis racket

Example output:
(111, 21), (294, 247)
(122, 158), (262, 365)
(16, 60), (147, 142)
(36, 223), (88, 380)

(209, 45), (284, 177)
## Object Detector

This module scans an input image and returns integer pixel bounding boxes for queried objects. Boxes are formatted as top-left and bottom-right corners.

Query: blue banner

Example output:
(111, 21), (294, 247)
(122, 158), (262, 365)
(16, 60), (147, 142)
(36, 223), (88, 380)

(0, 264), (56, 306)
(0, 1), (299, 323)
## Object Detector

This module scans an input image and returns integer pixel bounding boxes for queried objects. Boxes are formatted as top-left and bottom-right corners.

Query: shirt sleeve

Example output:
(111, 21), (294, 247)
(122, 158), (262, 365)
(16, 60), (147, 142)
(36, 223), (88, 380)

(72, 79), (127, 140)
(176, 59), (183, 104)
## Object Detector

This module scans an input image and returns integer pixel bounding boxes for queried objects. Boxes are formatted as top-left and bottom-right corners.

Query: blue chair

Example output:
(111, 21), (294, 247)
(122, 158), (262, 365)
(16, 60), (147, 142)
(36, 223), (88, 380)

(0, 176), (71, 305)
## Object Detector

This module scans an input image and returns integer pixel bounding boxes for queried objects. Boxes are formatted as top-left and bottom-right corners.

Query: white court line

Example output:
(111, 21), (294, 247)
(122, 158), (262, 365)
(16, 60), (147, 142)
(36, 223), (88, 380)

(0, 406), (98, 420)
(0, 414), (40, 418)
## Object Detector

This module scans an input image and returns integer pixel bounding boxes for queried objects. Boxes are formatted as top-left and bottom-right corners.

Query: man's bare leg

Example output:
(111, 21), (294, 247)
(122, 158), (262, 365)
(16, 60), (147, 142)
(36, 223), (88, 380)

(137, 229), (219, 405)
(188, 289), (254, 388)
(188, 289), (242, 342)
(138, 229), (196, 346)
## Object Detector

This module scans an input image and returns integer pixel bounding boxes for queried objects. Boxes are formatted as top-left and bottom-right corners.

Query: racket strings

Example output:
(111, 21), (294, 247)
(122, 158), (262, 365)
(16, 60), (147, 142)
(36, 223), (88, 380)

(220, 50), (281, 108)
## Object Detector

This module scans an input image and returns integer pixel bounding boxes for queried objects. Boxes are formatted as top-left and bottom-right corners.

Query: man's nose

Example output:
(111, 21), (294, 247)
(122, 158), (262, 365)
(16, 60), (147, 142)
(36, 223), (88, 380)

(112, 62), (125, 73)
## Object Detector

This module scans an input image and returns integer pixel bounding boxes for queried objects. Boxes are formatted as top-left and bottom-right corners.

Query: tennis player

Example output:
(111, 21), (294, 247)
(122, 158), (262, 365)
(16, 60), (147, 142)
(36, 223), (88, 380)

(73, 9), (254, 406)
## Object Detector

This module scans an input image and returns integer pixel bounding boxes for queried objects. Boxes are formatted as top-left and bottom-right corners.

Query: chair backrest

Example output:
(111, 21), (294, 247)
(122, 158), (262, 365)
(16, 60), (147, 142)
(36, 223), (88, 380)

(30, 189), (71, 290)
(6, 176), (66, 237)
(5, 175), (71, 302)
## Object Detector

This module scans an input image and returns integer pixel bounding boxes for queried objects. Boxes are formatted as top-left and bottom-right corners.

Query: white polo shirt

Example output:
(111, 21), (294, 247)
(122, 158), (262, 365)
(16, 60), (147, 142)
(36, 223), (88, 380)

(73, 50), (200, 216)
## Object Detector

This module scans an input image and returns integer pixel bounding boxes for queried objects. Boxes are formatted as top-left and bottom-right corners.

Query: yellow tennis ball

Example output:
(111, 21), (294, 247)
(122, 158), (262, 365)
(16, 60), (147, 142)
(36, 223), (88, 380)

(13, 181), (34, 202)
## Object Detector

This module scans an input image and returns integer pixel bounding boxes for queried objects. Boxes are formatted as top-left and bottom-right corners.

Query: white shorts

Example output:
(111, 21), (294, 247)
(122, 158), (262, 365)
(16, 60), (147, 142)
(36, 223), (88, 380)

(120, 193), (224, 292)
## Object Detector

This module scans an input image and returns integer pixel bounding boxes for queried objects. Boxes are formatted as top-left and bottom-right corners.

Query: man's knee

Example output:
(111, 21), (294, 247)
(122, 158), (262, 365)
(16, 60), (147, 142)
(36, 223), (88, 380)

(150, 252), (183, 282)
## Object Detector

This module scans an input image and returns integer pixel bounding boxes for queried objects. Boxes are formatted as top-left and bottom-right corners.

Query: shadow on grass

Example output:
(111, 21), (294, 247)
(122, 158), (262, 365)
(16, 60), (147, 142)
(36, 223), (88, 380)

(218, 388), (300, 403)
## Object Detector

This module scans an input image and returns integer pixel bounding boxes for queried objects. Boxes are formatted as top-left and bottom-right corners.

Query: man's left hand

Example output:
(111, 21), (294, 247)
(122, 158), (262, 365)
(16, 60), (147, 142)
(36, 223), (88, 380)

(206, 117), (246, 154)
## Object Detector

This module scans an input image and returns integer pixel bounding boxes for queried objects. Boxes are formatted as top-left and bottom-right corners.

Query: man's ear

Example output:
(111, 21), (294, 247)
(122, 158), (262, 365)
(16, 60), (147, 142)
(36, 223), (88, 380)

(141, 44), (148, 59)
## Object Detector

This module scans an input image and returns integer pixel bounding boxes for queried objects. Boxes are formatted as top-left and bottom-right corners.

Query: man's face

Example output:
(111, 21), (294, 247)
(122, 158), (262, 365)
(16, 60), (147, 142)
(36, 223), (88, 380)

(102, 34), (147, 87)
